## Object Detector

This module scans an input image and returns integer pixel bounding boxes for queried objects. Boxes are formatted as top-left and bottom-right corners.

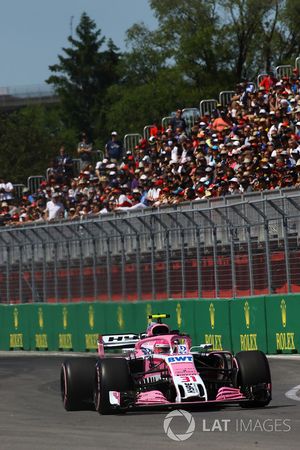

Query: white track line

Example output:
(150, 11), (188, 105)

(285, 385), (300, 401)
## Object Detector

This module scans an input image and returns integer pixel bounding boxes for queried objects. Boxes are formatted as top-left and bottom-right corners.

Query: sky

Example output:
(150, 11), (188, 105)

(0, 0), (157, 88)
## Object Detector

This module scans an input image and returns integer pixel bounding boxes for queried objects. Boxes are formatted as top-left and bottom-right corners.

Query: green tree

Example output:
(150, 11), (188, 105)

(104, 67), (198, 135)
(46, 12), (120, 140)
(148, 0), (232, 90)
(0, 106), (75, 183)
(121, 23), (169, 85)
(219, 0), (300, 78)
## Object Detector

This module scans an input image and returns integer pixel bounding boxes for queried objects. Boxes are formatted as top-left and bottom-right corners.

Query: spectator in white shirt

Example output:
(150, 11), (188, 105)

(45, 193), (64, 221)
(0, 178), (14, 202)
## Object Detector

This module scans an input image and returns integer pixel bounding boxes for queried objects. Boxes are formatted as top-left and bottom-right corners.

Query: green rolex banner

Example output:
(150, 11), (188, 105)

(6, 304), (31, 350)
(230, 297), (267, 354)
(81, 303), (108, 351)
(51, 303), (83, 352)
(265, 295), (299, 354)
(29, 304), (56, 351)
(194, 299), (232, 351)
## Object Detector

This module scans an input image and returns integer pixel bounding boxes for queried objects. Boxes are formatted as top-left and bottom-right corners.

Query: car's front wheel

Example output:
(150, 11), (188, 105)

(235, 350), (271, 407)
(61, 357), (96, 411)
(94, 358), (133, 414)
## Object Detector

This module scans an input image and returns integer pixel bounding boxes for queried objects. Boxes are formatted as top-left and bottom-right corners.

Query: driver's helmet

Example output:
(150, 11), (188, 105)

(153, 339), (170, 354)
(146, 322), (170, 337)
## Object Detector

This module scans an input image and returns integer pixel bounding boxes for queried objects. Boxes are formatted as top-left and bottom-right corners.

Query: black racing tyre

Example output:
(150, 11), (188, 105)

(61, 357), (97, 411)
(235, 350), (271, 407)
(94, 358), (132, 415)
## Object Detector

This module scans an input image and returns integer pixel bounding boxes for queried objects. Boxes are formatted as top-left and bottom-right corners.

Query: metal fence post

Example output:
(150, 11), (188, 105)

(106, 238), (112, 301)
(42, 243), (47, 302)
(53, 242), (58, 302)
(120, 236), (126, 300)
(136, 216), (156, 301)
(92, 239), (98, 301)
(31, 243), (36, 302)
(136, 235), (142, 300)
(106, 220), (127, 301)
(214, 208), (237, 298)
(182, 211), (202, 299)
(19, 245), (23, 303)
(249, 203), (272, 294)
(6, 246), (10, 303)
(197, 210), (219, 298)
(229, 228), (237, 298)
(65, 241), (71, 302)
(166, 212), (186, 299)
(230, 205), (255, 297)
(151, 215), (171, 299)
(264, 220), (272, 294)
(93, 222), (112, 301)
(247, 226), (254, 296)
(166, 230), (171, 298)
(212, 227), (219, 298)
(123, 218), (141, 300)
(267, 200), (291, 293)
(79, 239), (84, 301)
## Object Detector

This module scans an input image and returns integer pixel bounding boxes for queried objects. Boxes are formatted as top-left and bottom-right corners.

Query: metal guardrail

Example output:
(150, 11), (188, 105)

(219, 91), (235, 106)
(161, 116), (173, 131)
(0, 188), (300, 303)
(257, 73), (268, 86)
(27, 176), (45, 194)
(275, 65), (292, 78)
(12, 184), (26, 199)
(199, 99), (218, 117)
(143, 125), (155, 141)
(182, 108), (200, 133)
(124, 133), (142, 152)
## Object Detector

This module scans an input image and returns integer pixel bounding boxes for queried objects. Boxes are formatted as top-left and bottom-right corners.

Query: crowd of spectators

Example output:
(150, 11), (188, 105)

(2, 69), (300, 226)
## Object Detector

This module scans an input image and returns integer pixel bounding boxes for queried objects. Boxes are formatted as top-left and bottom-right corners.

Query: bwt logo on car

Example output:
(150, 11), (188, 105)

(167, 356), (193, 363)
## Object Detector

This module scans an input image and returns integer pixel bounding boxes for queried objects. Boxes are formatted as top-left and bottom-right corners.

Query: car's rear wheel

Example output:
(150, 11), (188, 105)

(61, 357), (96, 411)
(235, 350), (271, 407)
(94, 358), (133, 415)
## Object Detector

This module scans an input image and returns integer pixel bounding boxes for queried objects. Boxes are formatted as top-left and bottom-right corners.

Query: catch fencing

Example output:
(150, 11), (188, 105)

(0, 188), (300, 304)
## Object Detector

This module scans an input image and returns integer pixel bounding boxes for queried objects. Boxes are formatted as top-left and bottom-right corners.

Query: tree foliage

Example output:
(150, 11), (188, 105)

(0, 106), (74, 183)
(46, 12), (120, 139)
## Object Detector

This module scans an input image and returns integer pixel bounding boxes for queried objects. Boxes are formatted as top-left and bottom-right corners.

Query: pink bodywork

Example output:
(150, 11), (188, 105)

(136, 387), (245, 405)
(98, 331), (245, 407)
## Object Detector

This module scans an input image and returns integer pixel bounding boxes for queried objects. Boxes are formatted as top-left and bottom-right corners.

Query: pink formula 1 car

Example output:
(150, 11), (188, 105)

(61, 314), (271, 414)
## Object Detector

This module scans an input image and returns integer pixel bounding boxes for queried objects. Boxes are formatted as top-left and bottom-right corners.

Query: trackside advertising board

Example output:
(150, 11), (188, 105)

(230, 297), (267, 354)
(194, 299), (232, 351)
(265, 295), (299, 354)
(0, 295), (298, 353)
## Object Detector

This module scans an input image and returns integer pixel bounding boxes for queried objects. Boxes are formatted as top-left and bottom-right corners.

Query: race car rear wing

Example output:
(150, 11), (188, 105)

(101, 334), (140, 347)
(98, 333), (145, 351)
